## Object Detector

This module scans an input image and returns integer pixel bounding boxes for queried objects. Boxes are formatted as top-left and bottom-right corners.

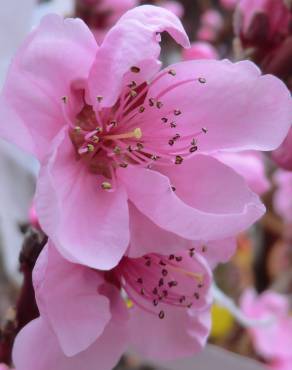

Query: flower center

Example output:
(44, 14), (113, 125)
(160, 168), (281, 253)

(115, 251), (208, 319)
(62, 67), (208, 191)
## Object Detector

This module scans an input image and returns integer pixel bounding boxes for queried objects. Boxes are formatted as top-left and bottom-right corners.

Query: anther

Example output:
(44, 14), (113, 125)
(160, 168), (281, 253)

(149, 98), (155, 107)
(162, 269), (168, 276)
(171, 186), (176, 192)
(174, 109), (181, 116)
(101, 182), (112, 190)
(173, 134), (180, 141)
(170, 122), (177, 128)
(168, 281), (178, 288)
(113, 146), (121, 154)
(153, 299), (159, 306)
(168, 69), (176, 76)
(87, 144), (95, 152)
(96, 96), (103, 103)
(61, 96), (68, 104)
(175, 256), (183, 262)
(136, 143), (144, 151)
(131, 66), (140, 73)
(194, 292), (200, 300)
(168, 139), (174, 146)
(202, 127), (208, 134)
(156, 101), (163, 109)
(161, 117), (168, 123)
(190, 146), (198, 153)
(139, 106), (145, 113)
(74, 126), (81, 133)
(175, 155), (183, 165)
(198, 77), (206, 84)
(130, 90), (137, 98)
(119, 163), (128, 168)
(159, 310), (165, 319)
(128, 81), (137, 89)
(153, 288), (158, 295)
(158, 278), (164, 287)
(169, 254), (175, 260)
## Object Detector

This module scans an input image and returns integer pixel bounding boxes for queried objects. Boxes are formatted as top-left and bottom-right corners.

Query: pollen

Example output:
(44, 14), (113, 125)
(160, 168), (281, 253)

(101, 182), (112, 190)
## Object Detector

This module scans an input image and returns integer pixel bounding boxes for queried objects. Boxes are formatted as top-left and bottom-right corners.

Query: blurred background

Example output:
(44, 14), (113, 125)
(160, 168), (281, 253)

(0, 0), (292, 369)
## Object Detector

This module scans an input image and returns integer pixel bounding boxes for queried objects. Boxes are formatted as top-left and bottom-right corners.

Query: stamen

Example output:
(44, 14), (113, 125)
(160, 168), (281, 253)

(101, 182), (112, 190)
(103, 128), (142, 141)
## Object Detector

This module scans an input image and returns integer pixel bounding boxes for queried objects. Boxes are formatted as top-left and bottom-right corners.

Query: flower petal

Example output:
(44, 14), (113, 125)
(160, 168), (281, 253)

(143, 59), (292, 152)
(129, 306), (211, 360)
(33, 243), (111, 356)
(35, 128), (129, 270)
(118, 154), (265, 242)
(88, 5), (189, 108)
(0, 14), (97, 160)
(128, 202), (192, 258)
(13, 317), (127, 370)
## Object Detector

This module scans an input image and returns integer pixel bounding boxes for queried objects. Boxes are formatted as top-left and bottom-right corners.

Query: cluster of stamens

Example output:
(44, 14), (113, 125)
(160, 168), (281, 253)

(62, 66), (208, 191)
(116, 246), (208, 320)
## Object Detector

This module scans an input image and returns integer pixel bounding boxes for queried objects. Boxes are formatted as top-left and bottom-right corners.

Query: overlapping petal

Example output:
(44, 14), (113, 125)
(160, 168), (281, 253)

(13, 317), (127, 370)
(129, 306), (211, 360)
(33, 243), (111, 356)
(35, 128), (129, 270)
(0, 14), (97, 160)
(88, 5), (189, 107)
(142, 59), (292, 153)
(119, 154), (265, 242)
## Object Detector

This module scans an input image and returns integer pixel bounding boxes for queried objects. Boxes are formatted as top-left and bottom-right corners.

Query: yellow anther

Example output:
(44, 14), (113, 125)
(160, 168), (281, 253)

(87, 144), (95, 152)
(74, 126), (81, 133)
(101, 182), (112, 190)
(133, 128), (142, 139)
(92, 135), (99, 143)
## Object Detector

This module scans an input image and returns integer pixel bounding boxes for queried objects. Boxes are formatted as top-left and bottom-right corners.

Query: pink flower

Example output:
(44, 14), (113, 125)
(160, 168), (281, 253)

(157, 1), (184, 18)
(240, 289), (292, 361)
(0, 6), (291, 271)
(273, 170), (292, 224)
(13, 242), (212, 369)
(182, 42), (219, 61)
(220, 0), (238, 11)
(272, 129), (292, 171)
(197, 9), (224, 42)
(214, 151), (270, 195)
(235, 0), (291, 47)
(270, 358), (292, 370)
(0, 364), (10, 370)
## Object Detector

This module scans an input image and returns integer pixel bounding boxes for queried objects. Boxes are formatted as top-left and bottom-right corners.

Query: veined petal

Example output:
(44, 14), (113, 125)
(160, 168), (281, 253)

(13, 317), (127, 370)
(33, 243), (111, 356)
(118, 155), (265, 242)
(141, 59), (292, 153)
(35, 128), (129, 270)
(88, 5), (189, 108)
(0, 14), (97, 160)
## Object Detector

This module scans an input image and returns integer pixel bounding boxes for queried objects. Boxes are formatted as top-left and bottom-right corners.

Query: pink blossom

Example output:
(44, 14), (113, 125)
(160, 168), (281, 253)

(214, 152), (270, 195)
(157, 1), (184, 18)
(220, 0), (238, 11)
(270, 358), (292, 370)
(273, 170), (292, 224)
(0, 364), (10, 370)
(240, 289), (292, 361)
(0, 6), (291, 271)
(13, 242), (212, 369)
(182, 42), (219, 61)
(197, 9), (224, 42)
(272, 129), (292, 171)
(235, 0), (291, 47)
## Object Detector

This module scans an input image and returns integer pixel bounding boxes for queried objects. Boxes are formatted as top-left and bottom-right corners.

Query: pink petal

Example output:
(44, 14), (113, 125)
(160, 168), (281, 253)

(129, 306), (211, 360)
(119, 154), (265, 242)
(195, 238), (237, 268)
(13, 317), (127, 370)
(33, 243), (111, 356)
(128, 202), (192, 258)
(144, 59), (292, 152)
(88, 5), (189, 108)
(0, 14), (97, 160)
(35, 128), (129, 270)
(214, 151), (270, 195)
